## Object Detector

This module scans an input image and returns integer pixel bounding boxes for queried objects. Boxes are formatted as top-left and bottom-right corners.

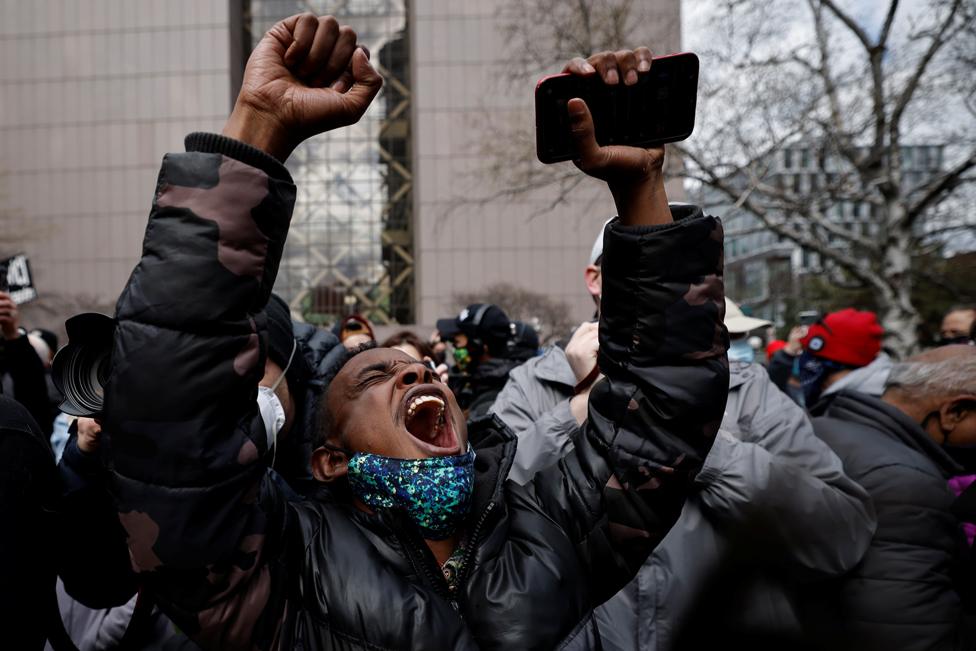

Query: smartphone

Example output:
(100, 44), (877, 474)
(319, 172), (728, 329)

(798, 310), (821, 326)
(535, 52), (699, 164)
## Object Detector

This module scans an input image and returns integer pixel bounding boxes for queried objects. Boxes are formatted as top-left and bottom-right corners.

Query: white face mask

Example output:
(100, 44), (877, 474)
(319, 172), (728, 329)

(257, 385), (286, 452)
(258, 339), (296, 467)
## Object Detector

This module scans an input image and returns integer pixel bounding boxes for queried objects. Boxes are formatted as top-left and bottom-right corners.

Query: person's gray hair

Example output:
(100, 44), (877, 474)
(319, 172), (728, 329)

(885, 355), (976, 399)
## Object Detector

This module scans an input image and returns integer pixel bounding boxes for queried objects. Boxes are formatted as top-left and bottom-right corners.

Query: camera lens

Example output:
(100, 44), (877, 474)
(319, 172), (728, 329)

(51, 312), (117, 417)
(55, 342), (112, 416)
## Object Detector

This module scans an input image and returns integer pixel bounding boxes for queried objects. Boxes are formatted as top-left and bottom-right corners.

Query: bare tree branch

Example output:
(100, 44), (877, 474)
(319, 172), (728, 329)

(819, 0), (876, 51)
(917, 220), (976, 241)
(879, 0), (902, 46)
(890, 0), (965, 130)
(679, 144), (890, 292)
(905, 149), (976, 224)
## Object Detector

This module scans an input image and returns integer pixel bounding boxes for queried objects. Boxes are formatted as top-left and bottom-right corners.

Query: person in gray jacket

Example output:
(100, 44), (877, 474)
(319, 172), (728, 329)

(491, 294), (877, 650)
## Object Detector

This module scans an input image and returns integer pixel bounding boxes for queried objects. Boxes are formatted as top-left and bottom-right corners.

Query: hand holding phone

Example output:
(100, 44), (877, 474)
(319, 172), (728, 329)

(547, 49), (682, 226)
(535, 50), (699, 164)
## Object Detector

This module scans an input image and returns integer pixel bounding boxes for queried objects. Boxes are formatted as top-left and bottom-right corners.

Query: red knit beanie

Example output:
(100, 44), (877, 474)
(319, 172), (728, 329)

(801, 308), (884, 367)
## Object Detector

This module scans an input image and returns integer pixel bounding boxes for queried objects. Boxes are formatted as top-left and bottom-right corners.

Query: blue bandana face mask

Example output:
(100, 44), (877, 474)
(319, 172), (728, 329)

(343, 448), (476, 540)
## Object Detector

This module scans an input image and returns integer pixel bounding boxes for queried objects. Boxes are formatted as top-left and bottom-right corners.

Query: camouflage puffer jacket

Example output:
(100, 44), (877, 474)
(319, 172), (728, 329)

(96, 133), (729, 650)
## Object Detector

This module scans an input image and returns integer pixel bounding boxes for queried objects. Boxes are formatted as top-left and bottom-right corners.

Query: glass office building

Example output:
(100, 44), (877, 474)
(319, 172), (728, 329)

(247, 0), (414, 325)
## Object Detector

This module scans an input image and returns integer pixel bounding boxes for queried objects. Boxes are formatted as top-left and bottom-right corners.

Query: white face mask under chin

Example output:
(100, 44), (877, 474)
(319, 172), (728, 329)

(257, 385), (286, 457)
(258, 338), (296, 468)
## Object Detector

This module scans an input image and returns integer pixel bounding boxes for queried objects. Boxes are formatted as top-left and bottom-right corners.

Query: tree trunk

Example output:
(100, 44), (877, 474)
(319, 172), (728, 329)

(878, 210), (920, 359)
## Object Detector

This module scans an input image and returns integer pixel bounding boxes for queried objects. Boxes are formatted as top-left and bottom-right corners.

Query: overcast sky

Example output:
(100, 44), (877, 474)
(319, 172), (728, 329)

(683, 0), (930, 50)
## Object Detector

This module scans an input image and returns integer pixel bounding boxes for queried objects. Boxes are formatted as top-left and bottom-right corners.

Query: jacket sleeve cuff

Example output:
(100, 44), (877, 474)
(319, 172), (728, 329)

(185, 132), (293, 185)
(59, 435), (105, 494)
(598, 205), (727, 370)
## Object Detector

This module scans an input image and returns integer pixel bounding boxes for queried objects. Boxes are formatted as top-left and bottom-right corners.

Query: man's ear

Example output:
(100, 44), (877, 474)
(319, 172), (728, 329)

(584, 264), (602, 302)
(311, 445), (349, 483)
(938, 395), (976, 432)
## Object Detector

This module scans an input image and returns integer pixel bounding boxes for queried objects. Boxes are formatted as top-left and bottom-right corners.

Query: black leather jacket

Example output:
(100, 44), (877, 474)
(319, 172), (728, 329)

(89, 134), (729, 650)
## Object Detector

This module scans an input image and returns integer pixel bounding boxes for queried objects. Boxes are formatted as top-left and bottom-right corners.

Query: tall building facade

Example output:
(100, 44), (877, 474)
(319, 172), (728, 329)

(0, 0), (238, 328)
(710, 144), (946, 326)
(249, 0), (682, 329)
(3, 0), (682, 334)
(246, 0), (415, 326)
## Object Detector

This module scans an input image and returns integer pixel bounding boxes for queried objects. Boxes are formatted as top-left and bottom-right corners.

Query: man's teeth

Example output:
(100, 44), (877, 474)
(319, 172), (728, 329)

(406, 394), (446, 418)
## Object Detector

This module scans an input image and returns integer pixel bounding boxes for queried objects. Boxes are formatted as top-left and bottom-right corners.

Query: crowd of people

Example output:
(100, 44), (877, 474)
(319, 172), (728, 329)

(2, 12), (976, 651)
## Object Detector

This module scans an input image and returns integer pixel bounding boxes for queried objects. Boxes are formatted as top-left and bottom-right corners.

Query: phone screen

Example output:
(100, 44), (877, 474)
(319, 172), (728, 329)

(798, 311), (821, 326)
(535, 52), (699, 164)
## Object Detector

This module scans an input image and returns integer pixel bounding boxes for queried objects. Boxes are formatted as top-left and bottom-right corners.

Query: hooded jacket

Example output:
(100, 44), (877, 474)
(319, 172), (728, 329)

(0, 396), (62, 650)
(768, 350), (893, 406)
(80, 134), (729, 651)
(459, 357), (524, 420)
(493, 358), (875, 650)
(810, 391), (970, 651)
(272, 321), (346, 496)
(822, 353), (893, 398)
(0, 333), (55, 436)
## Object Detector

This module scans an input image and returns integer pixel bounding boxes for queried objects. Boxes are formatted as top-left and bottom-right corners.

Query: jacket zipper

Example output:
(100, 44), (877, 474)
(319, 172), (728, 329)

(455, 501), (496, 591)
(403, 501), (498, 615)
(399, 529), (454, 602)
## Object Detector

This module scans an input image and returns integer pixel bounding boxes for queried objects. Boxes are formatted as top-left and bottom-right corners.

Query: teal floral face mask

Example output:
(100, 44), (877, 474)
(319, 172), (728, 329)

(344, 448), (476, 540)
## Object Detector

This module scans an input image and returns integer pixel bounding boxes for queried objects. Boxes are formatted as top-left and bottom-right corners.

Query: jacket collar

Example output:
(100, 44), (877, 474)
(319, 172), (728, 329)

(822, 352), (893, 398)
(470, 357), (521, 387)
(816, 390), (963, 477)
(532, 346), (576, 388)
(727, 360), (757, 390)
(466, 414), (518, 512)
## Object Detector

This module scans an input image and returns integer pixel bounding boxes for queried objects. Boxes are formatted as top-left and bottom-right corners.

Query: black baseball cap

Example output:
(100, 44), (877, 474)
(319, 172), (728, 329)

(507, 320), (540, 361)
(436, 303), (511, 345)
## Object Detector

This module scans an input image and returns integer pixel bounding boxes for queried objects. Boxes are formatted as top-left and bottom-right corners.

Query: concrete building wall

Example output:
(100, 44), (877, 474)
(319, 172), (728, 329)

(0, 0), (234, 325)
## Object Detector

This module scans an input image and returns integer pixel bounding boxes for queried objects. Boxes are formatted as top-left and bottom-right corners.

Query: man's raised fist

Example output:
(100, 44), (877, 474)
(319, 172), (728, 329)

(223, 13), (383, 161)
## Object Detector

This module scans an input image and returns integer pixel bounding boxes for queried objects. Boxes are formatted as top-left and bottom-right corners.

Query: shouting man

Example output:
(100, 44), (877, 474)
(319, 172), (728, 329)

(65, 13), (729, 650)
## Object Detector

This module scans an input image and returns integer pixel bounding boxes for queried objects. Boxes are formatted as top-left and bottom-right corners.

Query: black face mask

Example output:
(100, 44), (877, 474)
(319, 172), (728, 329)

(926, 411), (976, 473)
(937, 335), (974, 346)
(798, 352), (849, 407)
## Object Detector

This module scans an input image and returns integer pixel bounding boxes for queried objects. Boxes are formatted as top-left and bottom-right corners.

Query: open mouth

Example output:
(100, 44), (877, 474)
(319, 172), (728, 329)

(401, 386), (459, 455)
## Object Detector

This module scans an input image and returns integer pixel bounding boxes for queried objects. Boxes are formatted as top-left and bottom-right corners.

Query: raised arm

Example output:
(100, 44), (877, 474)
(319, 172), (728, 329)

(1, 293), (55, 436)
(523, 50), (730, 605)
(101, 13), (381, 648)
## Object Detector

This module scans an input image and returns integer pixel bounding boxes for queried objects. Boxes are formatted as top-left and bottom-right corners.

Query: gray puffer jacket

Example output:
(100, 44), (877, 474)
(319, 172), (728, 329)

(491, 359), (877, 650)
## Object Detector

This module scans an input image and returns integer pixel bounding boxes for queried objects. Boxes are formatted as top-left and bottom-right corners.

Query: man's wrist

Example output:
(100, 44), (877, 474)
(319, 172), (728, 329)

(570, 392), (589, 425)
(610, 170), (670, 226)
(222, 105), (293, 162)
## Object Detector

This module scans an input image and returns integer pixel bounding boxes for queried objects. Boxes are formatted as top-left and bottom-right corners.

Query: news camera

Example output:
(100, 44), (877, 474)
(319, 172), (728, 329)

(51, 313), (116, 417)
